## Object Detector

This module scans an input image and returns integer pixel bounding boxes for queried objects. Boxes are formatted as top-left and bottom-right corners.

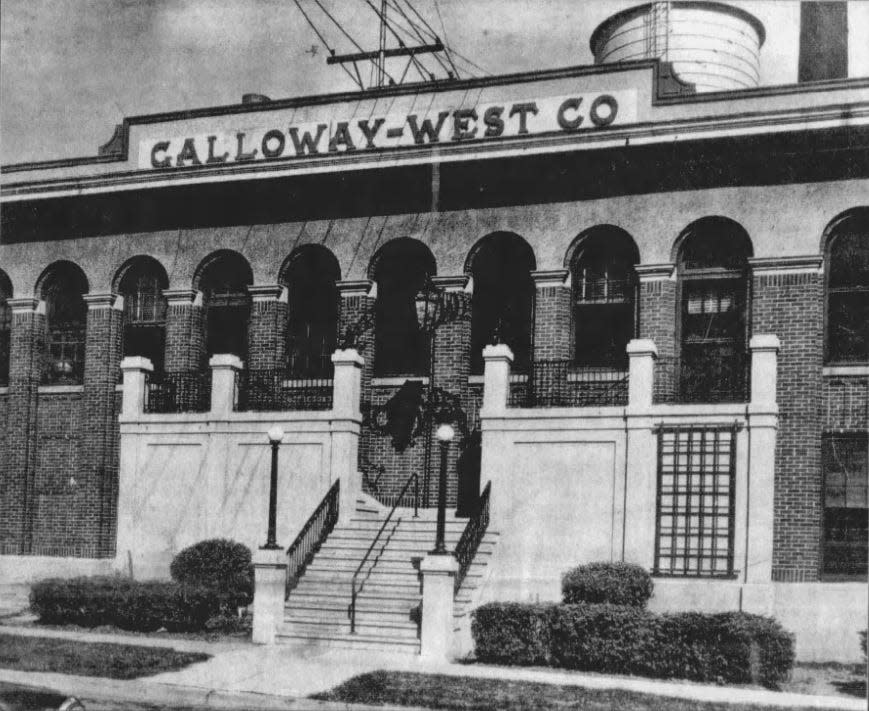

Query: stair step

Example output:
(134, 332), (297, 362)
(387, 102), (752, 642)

(287, 595), (420, 612)
(282, 616), (419, 636)
(277, 631), (420, 654)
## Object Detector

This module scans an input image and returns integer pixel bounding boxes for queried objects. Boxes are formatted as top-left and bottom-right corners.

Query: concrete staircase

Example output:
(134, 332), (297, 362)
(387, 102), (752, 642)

(277, 495), (498, 654)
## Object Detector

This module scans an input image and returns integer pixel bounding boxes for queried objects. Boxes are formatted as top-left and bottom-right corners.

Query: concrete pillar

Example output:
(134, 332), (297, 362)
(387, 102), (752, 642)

(252, 547), (288, 645)
(744, 334), (780, 587)
(749, 334), (780, 406)
(331, 348), (363, 419)
(209, 354), (243, 416)
(626, 339), (657, 409)
(531, 269), (571, 362)
(332, 348), (364, 519)
(419, 554), (459, 661)
(481, 344), (513, 415)
(120, 356), (153, 417)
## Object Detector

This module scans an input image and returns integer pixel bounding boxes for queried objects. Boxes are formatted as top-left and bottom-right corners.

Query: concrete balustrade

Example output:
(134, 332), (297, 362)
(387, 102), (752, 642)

(120, 356), (153, 416)
(480, 344), (514, 415)
(626, 338), (657, 408)
(252, 548), (289, 645)
(209, 354), (243, 416)
(749, 334), (781, 406)
(419, 554), (459, 660)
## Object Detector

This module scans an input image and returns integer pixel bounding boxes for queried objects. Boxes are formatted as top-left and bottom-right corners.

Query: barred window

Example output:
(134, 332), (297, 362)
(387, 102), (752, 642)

(282, 246), (339, 379)
(117, 257), (168, 373)
(371, 238), (435, 377)
(826, 211), (869, 364)
(822, 434), (868, 579)
(0, 270), (11, 386)
(469, 233), (535, 374)
(654, 425), (737, 577)
(677, 218), (751, 403)
(41, 262), (88, 385)
(197, 251), (252, 361)
(571, 228), (638, 369)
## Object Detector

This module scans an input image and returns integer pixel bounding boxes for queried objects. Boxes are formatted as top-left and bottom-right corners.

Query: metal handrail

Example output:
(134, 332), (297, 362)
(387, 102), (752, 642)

(453, 481), (491, 594)
(285, 480), (340, 598)
(348, 472), (418, 633)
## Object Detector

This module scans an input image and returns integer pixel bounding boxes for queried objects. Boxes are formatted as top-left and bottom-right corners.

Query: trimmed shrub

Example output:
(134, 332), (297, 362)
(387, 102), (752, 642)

(170, 539), (254, 606)
(29, 576), (225, 632)
(860, 629), (867, 660)
(471, 603), (555, 666)
(471, 602), (795, 688)
(561, 562), (653, 608)
(549, 603), (657, 674)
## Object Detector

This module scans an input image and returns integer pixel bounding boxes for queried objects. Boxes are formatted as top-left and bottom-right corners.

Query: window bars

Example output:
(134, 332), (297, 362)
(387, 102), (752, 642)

(821, 433), (868, 578)
(508, 360), (629, 408)
(654, 424), (739, 578)
(235, 368), (333, 412)
(144, 370), (211, 413)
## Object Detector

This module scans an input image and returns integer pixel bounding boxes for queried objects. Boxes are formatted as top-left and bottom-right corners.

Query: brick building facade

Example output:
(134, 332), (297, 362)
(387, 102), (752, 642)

(0, 6), (867, 659)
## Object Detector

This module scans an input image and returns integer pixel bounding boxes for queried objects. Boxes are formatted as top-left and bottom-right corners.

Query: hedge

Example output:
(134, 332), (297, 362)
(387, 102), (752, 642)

(472, 602), (795, 688)
(169, 539), (254, 606)
(561, 562), (653, 608)
(30, 577), (229, 632)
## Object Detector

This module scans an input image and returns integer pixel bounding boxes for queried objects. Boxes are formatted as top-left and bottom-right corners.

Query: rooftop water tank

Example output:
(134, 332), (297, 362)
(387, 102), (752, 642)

(590, 1), (766, 92)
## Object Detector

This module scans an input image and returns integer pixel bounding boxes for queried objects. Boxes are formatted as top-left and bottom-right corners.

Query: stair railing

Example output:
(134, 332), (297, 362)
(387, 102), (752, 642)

(285, 480), (340, 598)
(453, 481), (491, 595)
(349, 472), (418, 633)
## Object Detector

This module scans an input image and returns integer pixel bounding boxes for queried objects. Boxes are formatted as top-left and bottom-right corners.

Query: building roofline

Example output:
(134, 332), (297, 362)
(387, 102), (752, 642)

(2, 59), (867, 175)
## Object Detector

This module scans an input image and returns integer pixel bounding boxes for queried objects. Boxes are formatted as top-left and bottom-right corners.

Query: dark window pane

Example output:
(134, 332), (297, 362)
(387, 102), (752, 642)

(574, 303), (632, 368)
(124, 323), (165, 373)
(822, 434), (869, 577)
(828, 291), (869, 362)
(42, 267), (87, 385)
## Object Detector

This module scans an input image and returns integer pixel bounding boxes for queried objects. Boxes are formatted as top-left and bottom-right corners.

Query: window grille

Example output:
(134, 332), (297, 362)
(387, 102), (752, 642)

(826, 224), (869, 364)
(654, 425), (738, 577)
(120, 265), (167, 373)
(822, 433), (868, 578)
(42, 270), (87, 385)
(0, 292), (9, 386)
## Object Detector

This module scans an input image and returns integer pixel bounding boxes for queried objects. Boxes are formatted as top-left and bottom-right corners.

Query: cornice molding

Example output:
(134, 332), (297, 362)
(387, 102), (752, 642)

(748, 255), (823, 275)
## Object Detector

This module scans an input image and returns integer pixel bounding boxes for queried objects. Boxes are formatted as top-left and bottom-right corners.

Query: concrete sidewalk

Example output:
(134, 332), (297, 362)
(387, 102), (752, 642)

(0, 625), (864, 710)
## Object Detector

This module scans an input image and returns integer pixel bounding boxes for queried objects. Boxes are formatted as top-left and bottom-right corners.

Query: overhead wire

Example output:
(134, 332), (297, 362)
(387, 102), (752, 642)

(432, 0), (460, 77)
(386, 0), (455, 78)
(292, 0), (361, 88)
(360, 0), (434, 82)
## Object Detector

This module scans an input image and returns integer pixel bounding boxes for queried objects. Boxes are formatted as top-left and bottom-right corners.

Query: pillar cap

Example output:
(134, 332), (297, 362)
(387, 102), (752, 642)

(163, 288), (202, 306)
(749, 334), (781, 352)
(337, 279), (377, 298)
(432, 275), (471, 293)
(531, 269), (570, 288)
(7, 297), (40, 313)
(635, 263), (676, 282)
(626, 339), (658, 357)
(248, 284), (287, 302)
(120, 356), (154, 372)
(482, 344), (514, 362)
(332, 348), (364, 366)
(420, 554), (459, 573)
(83, 292), (121, 310)
(209, 353), (244, 369)
(254, 547), (288, 566)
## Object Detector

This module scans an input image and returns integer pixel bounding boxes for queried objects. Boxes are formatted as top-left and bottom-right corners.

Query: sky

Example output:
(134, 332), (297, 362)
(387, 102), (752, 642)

(1, 0), (868, 165)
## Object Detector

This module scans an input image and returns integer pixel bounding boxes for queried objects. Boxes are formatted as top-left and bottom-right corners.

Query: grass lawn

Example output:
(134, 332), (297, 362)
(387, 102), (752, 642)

(312, 671), (850, 711)
(0, 633), (209, 680)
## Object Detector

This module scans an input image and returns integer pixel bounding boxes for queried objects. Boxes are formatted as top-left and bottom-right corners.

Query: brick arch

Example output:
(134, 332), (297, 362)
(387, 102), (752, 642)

(564, 224), (640, 269)
(112, 255), (170, 293)
(820, 206), (869, 254)
(464, 231), (537, 275)
(0, 268), (12, 298)
(278, 244), (341, 286)
(672, 216), (753, 269)
(35, 260), (90, 298)
(192, 249), (253, 292)
(367, 237), (436, 282)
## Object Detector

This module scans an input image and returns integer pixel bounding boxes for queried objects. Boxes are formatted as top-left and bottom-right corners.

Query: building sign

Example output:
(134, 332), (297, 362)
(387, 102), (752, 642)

(138, 90), (636, 169)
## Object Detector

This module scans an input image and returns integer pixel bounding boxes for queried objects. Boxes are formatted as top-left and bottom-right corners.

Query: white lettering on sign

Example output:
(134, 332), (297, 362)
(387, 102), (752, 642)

(138, 91), (637, 170)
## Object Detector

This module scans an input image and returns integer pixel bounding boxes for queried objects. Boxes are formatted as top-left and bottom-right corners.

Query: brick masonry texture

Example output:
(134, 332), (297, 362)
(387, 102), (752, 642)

(2, 253), (865, 573)
(752, 271), (824, 582)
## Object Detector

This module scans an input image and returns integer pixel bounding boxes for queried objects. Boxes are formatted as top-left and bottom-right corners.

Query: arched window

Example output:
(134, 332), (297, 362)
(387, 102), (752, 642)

(40, 262), (89, 385)
(570, 227), (638, 368)
(468, 233), (535, 373)
(370, 238), (436, 377)
(281, 246), (340, 377)
(825, 210), (869, 364)
(195, 251), (253, 361)
(116, 257), (168, 373)
(0, 270), (11, 386)
(676, 217), (752, 402)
